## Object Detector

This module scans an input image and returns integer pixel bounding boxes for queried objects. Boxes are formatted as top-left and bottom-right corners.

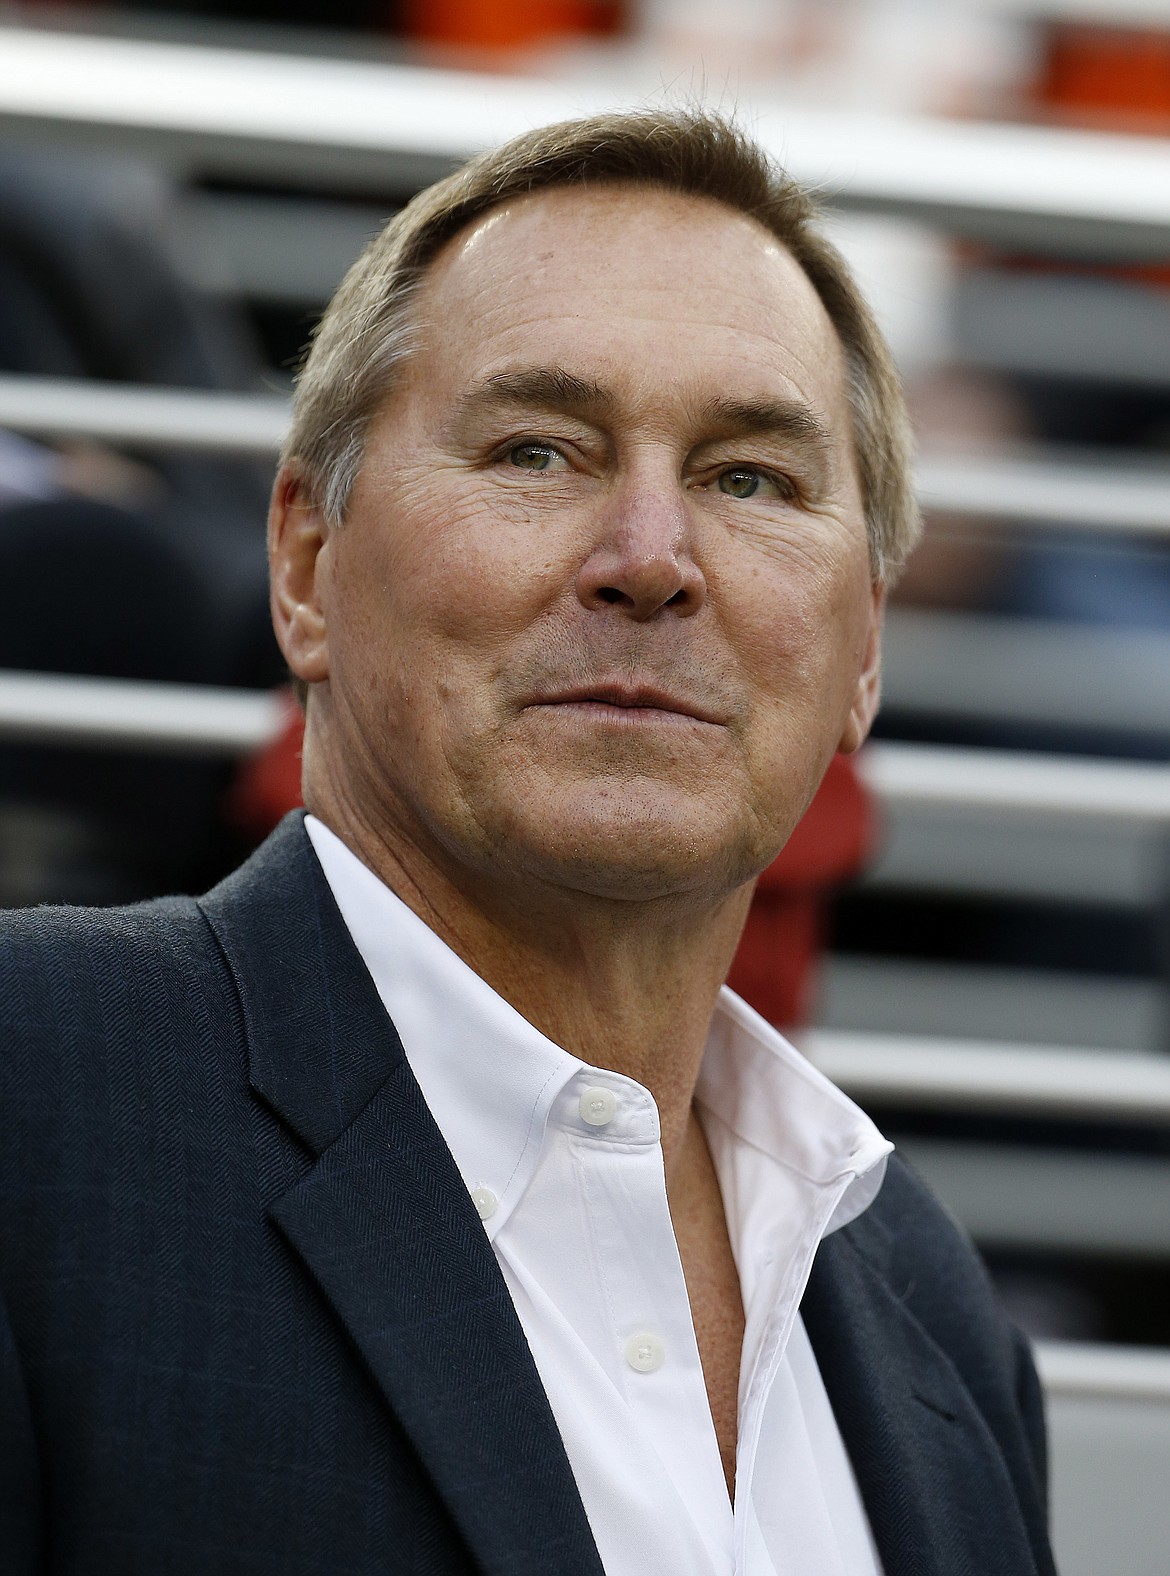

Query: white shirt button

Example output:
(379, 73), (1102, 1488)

(579, 1086), (618, 1127)
(624, 1331), (665, 1373)
(470, 1186), (498, 1220)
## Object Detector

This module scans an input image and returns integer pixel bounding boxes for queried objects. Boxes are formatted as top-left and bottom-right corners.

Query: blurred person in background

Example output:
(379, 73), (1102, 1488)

(0, 149), (284, 900)
(0, 109), (1054, 1576)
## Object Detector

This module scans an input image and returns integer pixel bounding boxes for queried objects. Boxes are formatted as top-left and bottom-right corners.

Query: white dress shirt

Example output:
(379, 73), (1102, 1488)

(306, 815), (891, 1576)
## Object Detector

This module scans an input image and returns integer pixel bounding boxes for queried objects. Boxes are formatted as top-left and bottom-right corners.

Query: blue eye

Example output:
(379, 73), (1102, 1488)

(509, 443), (561, 471)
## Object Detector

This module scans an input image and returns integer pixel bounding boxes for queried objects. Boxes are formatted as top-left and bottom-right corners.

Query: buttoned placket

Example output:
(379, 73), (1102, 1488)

(474, 1066), (885, 1576)
(556, 1068), (732, 1574)
(732, 1170), (857, 1571)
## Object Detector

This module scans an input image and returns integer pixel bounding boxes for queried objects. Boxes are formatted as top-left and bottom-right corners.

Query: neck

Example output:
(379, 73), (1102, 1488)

(307, 772), (754, 1177)
(457, 877), (753, 1173)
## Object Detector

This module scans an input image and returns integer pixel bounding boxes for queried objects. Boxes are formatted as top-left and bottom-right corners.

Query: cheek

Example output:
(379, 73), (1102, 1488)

(392, 462), (529, 563)
(398, 484), (582, 658)
(333, 475), (578, 732)
(719, 546), (872, 718)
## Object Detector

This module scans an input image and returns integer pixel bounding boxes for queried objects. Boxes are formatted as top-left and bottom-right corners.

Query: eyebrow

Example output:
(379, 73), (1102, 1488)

(456, 366), (616, 421)
(698, 395), (834, 456)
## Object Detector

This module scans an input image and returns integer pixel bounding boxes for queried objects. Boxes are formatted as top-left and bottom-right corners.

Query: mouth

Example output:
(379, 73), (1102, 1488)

(523, 682), (725, 728)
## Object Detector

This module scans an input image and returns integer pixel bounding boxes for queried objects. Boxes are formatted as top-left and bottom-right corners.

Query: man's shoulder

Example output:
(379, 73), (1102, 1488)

(0, 890), (212, 1000)
(808, 1157), (1053, 1573)
(847, 1152), (1019, 1363)
(0, 823), (313, 1101)
(863, 1150), (986, 1269)
(0, 892), (230, 1106)
(833, 1151), (1049, 1490)
(0, 891), (246, 1230)
(0, 814), (333, 1135)
(0, 813), (314, 1005)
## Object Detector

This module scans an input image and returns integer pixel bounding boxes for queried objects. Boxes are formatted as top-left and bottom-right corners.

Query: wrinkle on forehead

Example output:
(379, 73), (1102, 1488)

(425, 183), (820, 325)
(399, 183), (854, 448)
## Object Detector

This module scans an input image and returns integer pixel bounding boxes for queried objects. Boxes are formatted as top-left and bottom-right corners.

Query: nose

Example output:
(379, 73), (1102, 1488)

(574, 477), (706, 622)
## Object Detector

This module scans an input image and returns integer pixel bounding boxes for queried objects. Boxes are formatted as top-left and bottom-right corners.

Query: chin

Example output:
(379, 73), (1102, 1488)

(497, 797), (764, 904)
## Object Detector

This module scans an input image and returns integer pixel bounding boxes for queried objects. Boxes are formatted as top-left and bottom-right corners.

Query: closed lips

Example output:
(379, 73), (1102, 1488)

(526, 685), (724, 725)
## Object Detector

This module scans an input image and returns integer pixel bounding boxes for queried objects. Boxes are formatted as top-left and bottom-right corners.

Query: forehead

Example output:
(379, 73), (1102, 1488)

(404, 183), (851, 426)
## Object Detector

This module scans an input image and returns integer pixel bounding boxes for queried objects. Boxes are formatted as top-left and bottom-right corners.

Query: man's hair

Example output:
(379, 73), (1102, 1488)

(284, 107), (920, 583)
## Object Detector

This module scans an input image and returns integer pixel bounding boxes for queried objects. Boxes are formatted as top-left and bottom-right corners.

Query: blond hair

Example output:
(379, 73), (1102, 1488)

(284, 107), (919, 582)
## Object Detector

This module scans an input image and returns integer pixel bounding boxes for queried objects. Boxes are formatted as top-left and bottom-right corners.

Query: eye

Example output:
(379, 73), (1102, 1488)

(508, 442), (568, 473)
(716, 466), (792, 501)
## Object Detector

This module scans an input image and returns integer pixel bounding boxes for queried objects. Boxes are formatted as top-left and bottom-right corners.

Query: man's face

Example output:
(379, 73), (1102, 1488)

(303, 184), (882, 905)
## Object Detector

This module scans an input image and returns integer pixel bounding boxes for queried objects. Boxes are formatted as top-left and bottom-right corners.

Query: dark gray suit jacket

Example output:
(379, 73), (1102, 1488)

(0, 814), (1056, 1574)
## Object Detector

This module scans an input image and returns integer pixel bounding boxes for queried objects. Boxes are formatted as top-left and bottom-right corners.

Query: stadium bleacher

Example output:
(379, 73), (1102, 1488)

(1, 15), (1169, 1573)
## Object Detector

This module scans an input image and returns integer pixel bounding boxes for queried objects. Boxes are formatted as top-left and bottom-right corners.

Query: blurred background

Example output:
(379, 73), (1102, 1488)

(1, 1), (1169, 1569)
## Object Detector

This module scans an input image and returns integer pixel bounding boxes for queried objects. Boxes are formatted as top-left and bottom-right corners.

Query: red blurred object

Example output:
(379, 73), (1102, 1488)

(402, 0), (622, 49)
(227, 691), (305, 842)
(230, 695), (874, 1030)
(1035, 23), (1170, 132)
(726, 753), (874, 1029)
(1006, 23), (1170, 288)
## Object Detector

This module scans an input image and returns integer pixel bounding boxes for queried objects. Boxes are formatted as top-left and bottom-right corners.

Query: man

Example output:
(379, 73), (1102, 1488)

(0, 111), (1054, 1575)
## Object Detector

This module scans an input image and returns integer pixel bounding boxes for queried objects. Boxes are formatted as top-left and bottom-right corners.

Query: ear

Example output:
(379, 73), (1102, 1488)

(268, 463), (331, 686)
(837, 583), (885, 755)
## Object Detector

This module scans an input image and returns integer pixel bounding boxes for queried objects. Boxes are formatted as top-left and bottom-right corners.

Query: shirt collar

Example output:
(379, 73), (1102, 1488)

(698, 988), (892, 1236)
(305, 816), (580, 1233)
(305, 814), (890, 1238)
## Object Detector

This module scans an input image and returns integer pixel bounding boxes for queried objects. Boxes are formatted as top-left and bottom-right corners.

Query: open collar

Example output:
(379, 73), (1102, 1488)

(698, 989), (892, 1238)
(304, 813), (582, 1239)
(306, 814), (891, 1256)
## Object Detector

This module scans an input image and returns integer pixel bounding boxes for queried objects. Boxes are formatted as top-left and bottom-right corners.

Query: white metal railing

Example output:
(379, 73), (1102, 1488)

(0, 376), (289, 456)
(882, 611), (1170, 736)
(1039, 1341), (1170, 1403)
(862, 741), (1170, 821)
(1037, 1339), (1170, 1403)
(0, 670), (285, 753)
(1041, 1336), (1170, 1576)
(804, 1030), (1170, 1124)
(914, 451), (1170, 539)
(900, 1138), (1170, 1258)
(2, 375), (1170, 539)
(2, 26), (1170, 256)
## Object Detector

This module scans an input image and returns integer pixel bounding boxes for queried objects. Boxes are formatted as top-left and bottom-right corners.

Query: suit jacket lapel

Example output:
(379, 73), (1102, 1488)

(802, 1213), (1041, 1576)
(200, 815), (604, 1576)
